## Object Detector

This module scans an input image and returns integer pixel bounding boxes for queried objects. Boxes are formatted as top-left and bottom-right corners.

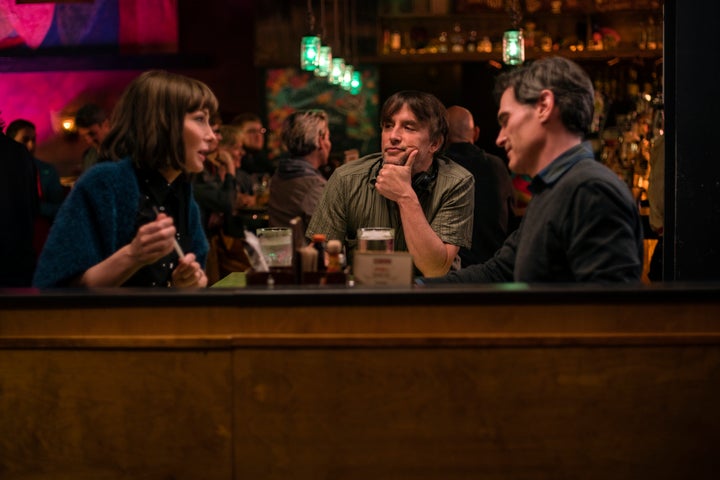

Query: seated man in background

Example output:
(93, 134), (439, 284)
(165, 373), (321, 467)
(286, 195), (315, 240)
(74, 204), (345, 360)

(422, 56), (643, 284)
(444, 105), (515, 266)
(5, 118), (67, 256)
(193, 112), (235, 233)
(193, 113), (257, 282)
(267, 109), (330, 233)
(231, 112), (275, 177)
(75, 103), (111, 173)
(306, 90), (474, 278)
(217, 124), (256, 210)
(1, 114), (38, 287)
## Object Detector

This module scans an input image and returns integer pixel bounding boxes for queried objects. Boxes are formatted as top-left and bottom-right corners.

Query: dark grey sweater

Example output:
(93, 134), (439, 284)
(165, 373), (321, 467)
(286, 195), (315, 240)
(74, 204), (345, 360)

(423, 142), (643, 284)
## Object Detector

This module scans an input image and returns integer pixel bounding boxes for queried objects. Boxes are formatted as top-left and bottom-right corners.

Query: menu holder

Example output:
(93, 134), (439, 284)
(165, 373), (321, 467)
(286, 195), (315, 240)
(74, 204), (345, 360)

(352, 252), (413, 286)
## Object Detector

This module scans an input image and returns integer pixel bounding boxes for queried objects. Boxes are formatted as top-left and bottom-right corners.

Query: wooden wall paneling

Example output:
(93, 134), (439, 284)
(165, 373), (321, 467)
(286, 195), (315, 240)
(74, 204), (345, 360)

(0, 349), (233, 479)
(231, 345), (720, 479)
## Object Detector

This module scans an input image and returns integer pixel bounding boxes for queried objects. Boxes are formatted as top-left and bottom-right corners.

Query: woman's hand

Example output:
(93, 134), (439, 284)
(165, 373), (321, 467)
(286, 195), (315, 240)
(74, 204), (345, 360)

(171, 252), (208, 287)
(217, 150), (236, 177)
(129, 213), (177, 266)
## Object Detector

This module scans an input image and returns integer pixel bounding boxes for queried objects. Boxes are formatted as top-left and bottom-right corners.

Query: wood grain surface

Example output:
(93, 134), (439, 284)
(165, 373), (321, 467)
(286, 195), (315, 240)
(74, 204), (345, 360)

(2, 288), (720, 479)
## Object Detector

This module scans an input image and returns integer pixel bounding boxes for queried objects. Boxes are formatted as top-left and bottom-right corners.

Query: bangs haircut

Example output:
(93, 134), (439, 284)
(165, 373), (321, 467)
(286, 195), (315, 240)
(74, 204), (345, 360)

(102, 70), (218, 172)
(381, 90), (449, 153)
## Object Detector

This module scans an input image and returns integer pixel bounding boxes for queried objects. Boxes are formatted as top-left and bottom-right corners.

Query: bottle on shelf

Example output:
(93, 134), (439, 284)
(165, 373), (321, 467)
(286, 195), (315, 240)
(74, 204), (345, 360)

(382, 29), (391, 54)
(390, 30), (402, 53)
(450, 23), (465, 53)
(437, 31), (449, 53)
(466, 30), (478, 53)
(478, 36), (492, 53)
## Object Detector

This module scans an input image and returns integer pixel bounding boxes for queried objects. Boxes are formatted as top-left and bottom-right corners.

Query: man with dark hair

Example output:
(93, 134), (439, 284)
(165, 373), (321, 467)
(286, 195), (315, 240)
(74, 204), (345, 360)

(231, 112), (274, 175)
(423, 56), (643, 284)
(445, 105), (515, 266)
(267, 109), (331, 232)
(307, 90), (474, 278)
(1, 115), (38, 287)
(6, 119), (67, 255)
(75, 103), (111, 172)
(6, 119), (66, 222)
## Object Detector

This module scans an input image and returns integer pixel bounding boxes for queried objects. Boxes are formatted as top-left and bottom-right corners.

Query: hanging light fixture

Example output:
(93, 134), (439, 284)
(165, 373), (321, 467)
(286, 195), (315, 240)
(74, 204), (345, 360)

(316, 45), (333, 77)
(341, 0), (363, 94)
(329, 57), (346, 85)
(301, 35), (321, 71)
(315, 1), (332, 77)
(341, 64), (354, 91)
(300, 0), (320, 71)
(503, 0), (525, 66)
(503, 30), (524, 65)
(340, 0), (354, 91)
(328, 0), (345, 85)
(350, 70), (362, 95)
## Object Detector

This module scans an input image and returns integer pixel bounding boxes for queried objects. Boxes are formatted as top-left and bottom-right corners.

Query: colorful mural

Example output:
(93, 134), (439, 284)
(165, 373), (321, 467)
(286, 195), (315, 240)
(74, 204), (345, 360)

(0, 0), (177, 52)
(264, 67), (380, 161)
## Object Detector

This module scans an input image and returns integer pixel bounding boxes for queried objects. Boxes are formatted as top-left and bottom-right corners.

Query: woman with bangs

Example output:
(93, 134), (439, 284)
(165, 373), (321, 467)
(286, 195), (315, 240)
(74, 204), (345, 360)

(33, 70), (217, 288)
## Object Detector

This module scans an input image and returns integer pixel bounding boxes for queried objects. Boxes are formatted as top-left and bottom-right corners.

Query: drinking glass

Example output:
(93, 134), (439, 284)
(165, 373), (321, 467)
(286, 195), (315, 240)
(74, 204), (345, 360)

(256, 227), (293, 267)
(357, 227), (394, 253)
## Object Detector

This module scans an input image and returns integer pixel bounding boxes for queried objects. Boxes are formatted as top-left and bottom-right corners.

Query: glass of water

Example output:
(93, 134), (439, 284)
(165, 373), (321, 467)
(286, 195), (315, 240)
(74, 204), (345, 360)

(256, 227), (293, 267)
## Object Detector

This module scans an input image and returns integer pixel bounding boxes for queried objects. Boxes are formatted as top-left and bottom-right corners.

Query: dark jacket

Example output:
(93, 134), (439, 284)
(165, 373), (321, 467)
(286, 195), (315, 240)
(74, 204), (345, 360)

(444, 142), (515, 266)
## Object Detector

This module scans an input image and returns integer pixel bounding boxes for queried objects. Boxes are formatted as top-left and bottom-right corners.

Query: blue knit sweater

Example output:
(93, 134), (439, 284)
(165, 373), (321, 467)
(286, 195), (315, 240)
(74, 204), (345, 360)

(33, 157), (208, 287)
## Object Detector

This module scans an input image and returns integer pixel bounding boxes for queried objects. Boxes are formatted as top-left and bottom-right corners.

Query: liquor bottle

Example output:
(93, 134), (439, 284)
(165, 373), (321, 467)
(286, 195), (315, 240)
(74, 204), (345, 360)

(478, 36), (492, 53)
(450, 23), (465, 53)
(437, 31), (449, 53)
(466, 30), (478, 53)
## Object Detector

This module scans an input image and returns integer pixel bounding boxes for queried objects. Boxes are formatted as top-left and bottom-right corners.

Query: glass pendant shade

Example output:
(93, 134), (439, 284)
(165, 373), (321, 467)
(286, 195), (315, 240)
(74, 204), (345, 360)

(329, 57), (345, 85)
(341, 64), (354, 91)
(503, 29), (525, 66)
(301, 35), (321, 71)
(316, 45), (333, 77)
(350, 70), (362, 95)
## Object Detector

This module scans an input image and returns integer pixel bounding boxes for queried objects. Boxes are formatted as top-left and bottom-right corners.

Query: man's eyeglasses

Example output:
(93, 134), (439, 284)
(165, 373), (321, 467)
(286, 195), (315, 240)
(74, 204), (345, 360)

(245, 127), (267, 135)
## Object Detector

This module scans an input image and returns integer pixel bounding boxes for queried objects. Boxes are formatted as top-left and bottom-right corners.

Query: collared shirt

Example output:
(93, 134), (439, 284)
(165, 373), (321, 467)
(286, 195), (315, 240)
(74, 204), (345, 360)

(306, 152), (474, 266)
(424, 142), (644, 284)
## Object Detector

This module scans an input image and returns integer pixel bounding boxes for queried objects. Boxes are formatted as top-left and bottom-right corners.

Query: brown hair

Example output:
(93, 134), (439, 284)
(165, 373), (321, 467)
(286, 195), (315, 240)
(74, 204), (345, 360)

(101, 70), (218, 171)
(380, 90), (448, 154)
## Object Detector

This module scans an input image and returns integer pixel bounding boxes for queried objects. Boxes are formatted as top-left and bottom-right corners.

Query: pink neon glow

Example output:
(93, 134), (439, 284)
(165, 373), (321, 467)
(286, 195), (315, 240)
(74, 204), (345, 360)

(119, 0), (178, 53)
(1, 71), (141, 143)
(0, 0), (54, 49)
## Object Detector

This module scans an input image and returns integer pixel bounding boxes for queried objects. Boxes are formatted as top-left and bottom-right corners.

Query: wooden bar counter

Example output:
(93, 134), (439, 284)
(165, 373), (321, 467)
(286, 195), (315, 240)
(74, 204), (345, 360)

(2, 283), (720, 479)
